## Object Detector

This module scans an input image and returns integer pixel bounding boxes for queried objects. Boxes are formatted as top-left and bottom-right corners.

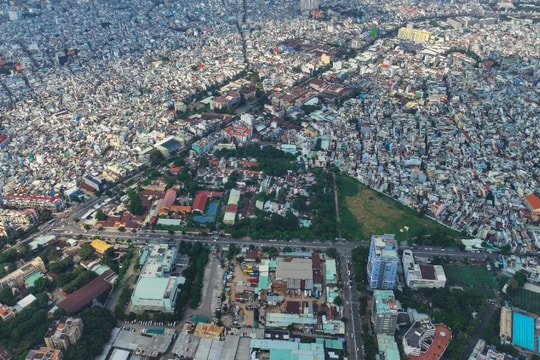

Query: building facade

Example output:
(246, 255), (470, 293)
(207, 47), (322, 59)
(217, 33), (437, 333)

(367, 234), (399, 289)
(1, 194), (66, 212)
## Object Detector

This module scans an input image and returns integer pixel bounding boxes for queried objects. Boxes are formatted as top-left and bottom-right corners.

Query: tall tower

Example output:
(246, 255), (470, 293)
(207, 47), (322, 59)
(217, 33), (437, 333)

(367, 234), (399, 289)
(300, 0), (319, 14)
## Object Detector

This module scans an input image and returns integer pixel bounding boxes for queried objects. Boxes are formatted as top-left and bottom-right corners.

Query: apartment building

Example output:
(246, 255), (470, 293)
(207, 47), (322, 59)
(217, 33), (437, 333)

(371, 290), (399, 335)
(367, 234), (399, 289)
(1, 194), (66, 213)
(44, 317), (84, 350)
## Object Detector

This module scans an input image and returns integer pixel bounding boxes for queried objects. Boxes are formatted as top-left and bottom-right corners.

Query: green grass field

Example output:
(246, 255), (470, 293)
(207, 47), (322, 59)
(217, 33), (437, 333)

(511, 288), (540, 314)
(444, 265), (495, 289)
(338, 175), (461, 242)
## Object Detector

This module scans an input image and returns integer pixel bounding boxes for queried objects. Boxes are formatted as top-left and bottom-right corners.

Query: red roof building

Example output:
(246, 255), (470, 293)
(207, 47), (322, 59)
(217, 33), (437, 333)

(57, 270), (115, 314)
(525, 194), (540, 216)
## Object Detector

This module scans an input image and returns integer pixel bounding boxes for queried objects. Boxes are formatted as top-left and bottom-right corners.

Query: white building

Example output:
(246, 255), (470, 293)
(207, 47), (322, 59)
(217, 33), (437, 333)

(402, 250), (446, 289)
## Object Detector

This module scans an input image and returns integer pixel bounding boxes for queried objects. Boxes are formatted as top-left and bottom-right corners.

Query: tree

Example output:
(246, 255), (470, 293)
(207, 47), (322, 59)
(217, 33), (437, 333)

(199, 157), (209, 168)
(128, 191), (144, 215)
(95, 210), (107, 221)
(78, 243), (95, 261)
(0, 286), (15, 306)
(325, 247), (338, 259)
(333, 296), (343, 307)
(227, 244), (239, 261)
(39, 209), (53, 222)
(33, 277), (53, 293)
(513, 271), (527, 287)
(149, 150), (165, 166)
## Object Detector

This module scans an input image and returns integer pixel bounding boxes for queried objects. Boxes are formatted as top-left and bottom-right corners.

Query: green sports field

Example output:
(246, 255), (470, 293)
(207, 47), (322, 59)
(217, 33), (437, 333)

(511, 288), (540, 314)
(444, 265), (495, 289)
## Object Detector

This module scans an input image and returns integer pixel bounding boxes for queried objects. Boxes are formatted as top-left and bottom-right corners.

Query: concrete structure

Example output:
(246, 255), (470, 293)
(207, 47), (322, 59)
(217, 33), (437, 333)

(367, 234), (399, 289)
(83, 174), (103, 192)
(25, 347), (63, 360)
(403, 319), (452, 359)
(44, 317), (84, 350)
(299, 0), (319, 13)
(372, 290), (398, 335)
(223, 189), (241, 225)
(397, 28), (431, 43)
(275, 258), (313, 290)
(402, 250), (446, 289)
(250, 338), (324, 360)
(0, 257), (46, 289)
(1, 194), (66, 212)
(112, 328), (175, 358)
(325, 259), (338, 285)
(0, 209), (39, 230)
(153, 136), (185, 156)
(377, 334), (401, 360)
(130, 276), (184, 312)
(139, 243), (177, 277)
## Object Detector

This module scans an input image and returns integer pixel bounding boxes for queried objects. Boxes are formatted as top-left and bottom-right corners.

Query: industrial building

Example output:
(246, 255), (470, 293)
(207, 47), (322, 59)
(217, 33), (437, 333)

(112, 327), (175, 358)
(275, 258), (313, 290)
(402, 250), (446, 289)
(371, 290), (399, 335)
(130, 276), (183, 312)
(367, 234), (399, 289)
(131, 243), (184, 312)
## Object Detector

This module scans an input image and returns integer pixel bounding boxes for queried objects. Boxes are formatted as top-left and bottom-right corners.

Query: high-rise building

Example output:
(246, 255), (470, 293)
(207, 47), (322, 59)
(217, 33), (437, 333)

(300, 0), (319, 13)
(372, 290), (398, 335)
(367, 234), (399, 289)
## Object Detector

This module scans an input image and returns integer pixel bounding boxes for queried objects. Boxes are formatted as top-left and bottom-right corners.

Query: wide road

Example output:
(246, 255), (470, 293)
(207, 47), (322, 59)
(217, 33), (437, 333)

(339, 254), (364, 360)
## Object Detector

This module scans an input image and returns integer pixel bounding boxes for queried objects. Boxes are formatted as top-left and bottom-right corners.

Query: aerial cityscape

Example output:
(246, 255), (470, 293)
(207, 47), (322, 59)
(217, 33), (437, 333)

(0, 0), (539, 358)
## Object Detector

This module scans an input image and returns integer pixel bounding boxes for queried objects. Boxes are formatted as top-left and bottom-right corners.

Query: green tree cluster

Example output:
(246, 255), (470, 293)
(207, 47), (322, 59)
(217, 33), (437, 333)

(128, 190), (144, 215)
(78, 243), (95, 261)
(0, 294), (51, 355)
(64, 308), (116, 360)
(174, 242), (210, 318)
(57, 267), (97, 294)
(214, 144), (296, 177)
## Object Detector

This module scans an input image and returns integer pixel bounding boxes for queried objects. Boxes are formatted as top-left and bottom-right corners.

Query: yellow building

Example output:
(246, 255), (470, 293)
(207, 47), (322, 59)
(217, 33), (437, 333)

(397, 27), (431, 43)
(90, 239), (112, 254)
(320, 53), (331, 65)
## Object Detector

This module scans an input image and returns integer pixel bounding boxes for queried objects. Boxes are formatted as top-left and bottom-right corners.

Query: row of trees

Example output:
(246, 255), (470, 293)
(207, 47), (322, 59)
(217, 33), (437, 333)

(174, 242), (210, 318)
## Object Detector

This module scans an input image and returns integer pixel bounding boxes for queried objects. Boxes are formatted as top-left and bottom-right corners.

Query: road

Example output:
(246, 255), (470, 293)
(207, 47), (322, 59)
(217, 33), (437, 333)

(339, 254), (364, 360)
(462, 301), (498, 359)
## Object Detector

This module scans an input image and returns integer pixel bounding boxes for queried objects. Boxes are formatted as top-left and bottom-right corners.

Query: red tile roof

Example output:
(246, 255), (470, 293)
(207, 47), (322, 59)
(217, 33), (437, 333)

(408, 324), (452, 360)
(525, 194), (540, 210)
